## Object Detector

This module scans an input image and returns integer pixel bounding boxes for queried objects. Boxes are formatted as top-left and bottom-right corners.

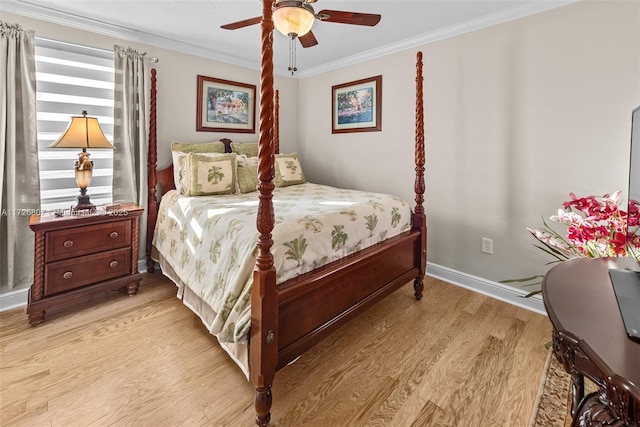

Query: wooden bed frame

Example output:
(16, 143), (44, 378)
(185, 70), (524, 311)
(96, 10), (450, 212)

(145, 2), (426, 425)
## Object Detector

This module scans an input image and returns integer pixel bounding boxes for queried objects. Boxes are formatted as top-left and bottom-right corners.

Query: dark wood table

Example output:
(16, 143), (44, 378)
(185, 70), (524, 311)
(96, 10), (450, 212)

(543, 257), (640, 426)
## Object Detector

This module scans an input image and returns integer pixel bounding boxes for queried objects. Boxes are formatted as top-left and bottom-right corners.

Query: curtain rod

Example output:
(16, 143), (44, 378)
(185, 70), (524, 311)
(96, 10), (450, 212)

(36, 37), (160, 62)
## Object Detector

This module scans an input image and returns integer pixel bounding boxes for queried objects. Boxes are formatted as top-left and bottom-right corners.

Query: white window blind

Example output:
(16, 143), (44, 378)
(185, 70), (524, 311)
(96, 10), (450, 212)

(35, 38), (114, 211)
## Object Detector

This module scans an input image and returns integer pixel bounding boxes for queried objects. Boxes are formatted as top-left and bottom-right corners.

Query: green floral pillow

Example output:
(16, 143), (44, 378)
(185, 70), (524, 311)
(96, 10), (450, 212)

(171, 141), (226, 192)
(230, 142), (259, 157)
(236, 155), (259, 194)
(187, 152), (237, 196)
(174, 151), (227, 195)
(274, 153), (305, 187)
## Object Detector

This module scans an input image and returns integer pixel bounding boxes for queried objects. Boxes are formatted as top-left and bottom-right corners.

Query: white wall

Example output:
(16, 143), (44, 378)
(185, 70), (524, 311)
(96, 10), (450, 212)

(297, 0), (640, 286)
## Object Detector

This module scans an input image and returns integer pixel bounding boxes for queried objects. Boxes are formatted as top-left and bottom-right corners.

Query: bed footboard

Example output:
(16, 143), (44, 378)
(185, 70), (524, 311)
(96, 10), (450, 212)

(276, 229), (423, 368)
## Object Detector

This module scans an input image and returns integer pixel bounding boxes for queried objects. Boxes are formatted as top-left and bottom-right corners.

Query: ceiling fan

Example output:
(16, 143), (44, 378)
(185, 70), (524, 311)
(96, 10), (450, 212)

(220, 0), (382, 49)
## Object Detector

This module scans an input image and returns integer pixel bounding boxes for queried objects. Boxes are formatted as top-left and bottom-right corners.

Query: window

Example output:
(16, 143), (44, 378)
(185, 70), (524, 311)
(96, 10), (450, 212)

(35, 38), (114, 211)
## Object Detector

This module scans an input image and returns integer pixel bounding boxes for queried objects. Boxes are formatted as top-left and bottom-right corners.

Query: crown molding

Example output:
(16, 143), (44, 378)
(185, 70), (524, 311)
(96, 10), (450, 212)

(3, 0), (579, 79)
(297, 0), (579, 78)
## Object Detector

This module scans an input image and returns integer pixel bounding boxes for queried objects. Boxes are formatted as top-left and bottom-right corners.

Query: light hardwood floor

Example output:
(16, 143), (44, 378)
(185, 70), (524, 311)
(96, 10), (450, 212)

(0, 273), (551, 426)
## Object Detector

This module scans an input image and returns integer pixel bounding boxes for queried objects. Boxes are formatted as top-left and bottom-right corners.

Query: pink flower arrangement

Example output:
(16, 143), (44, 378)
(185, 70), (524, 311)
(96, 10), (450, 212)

(527, 191), (639, 261)
(504, 191), (639, 297)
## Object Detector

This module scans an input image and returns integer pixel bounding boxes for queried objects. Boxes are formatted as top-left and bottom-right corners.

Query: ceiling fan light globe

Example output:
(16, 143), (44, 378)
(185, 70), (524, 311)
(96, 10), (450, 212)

(273, 2), (315, 38)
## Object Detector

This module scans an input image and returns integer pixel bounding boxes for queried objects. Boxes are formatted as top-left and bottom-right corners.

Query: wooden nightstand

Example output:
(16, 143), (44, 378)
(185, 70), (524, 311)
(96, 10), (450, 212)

(27, 203), (144, 325)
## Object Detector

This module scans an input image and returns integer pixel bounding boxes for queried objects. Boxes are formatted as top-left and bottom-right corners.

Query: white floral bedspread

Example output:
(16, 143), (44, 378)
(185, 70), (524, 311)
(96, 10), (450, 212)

(152, 183), (411, 344)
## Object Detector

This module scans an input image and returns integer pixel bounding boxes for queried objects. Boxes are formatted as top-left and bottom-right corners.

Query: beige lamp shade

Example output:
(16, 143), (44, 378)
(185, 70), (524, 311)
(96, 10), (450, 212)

(273, 1), (315, 37)
(48, 111), (114, 149)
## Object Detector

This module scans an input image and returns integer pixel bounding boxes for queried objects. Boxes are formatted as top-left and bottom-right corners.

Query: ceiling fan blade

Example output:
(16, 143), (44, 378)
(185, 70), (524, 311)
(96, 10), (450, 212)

(317, 10), (381, 26)
(298, 31), (318, 48)
(220, 16), (262, 30)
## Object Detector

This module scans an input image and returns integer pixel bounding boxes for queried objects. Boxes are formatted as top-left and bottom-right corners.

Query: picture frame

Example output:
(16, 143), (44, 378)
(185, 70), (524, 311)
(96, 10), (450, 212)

(196, 75), (256, 133)
(331, 75), (382, 134)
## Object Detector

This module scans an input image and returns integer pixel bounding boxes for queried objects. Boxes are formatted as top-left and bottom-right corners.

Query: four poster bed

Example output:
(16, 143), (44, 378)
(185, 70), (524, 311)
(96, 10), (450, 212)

(145, 3), (426, 425)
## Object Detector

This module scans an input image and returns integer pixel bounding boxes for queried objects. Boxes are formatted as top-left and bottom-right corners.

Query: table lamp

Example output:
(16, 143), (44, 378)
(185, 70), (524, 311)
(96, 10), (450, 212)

(48, 110), (114, 210)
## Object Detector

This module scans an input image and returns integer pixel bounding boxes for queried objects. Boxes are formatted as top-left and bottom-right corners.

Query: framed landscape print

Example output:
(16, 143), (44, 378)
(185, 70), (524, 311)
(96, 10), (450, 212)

(196, 75), (256, 133)
(331, 75), (382, 134)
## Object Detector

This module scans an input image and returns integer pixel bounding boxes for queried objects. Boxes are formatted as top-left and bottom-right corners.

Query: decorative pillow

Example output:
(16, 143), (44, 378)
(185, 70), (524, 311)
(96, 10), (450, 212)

(171, 141), (227, 192)
(230, 142), (259, 158)
(236, 155), (259, 194)
(274, 153), (305, 187)
(187, 152), (237, 196)
(173, 152), (190, 194)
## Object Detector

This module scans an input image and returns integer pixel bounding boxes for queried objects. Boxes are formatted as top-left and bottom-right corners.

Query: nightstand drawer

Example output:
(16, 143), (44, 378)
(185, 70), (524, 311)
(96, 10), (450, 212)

(46, 220), (132, 262)
(44, 248), (132, 296)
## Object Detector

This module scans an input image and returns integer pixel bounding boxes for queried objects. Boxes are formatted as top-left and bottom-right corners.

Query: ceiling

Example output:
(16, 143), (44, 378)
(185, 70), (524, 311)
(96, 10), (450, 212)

(3, 0), (575, 77)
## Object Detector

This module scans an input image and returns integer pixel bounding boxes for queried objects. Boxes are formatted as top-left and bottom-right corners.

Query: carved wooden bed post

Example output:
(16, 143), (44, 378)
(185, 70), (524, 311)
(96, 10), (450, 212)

(413, 52), (427, 300)
(251, 0), (278, 426)
(146, 68), (158, 273)
(274, 89), (279, 154)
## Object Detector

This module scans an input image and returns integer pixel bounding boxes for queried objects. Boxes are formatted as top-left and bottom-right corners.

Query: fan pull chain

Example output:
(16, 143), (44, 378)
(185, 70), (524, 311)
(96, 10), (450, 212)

(288, 34), (297, 75)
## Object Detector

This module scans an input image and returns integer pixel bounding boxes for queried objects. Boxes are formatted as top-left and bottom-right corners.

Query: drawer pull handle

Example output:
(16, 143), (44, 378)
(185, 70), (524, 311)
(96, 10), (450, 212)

(109, 232), (118, 239)
(109, 261), (119, 268)
(63, 240), (73, 248)
(63, 272), (73, 279)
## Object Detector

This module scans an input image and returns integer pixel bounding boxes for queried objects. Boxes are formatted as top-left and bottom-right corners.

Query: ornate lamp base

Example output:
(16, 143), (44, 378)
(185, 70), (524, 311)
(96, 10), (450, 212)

(73, 189), (95, 211)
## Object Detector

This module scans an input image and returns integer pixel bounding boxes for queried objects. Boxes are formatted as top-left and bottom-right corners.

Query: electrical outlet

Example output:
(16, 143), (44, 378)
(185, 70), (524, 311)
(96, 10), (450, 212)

(482, 237), (493, 254)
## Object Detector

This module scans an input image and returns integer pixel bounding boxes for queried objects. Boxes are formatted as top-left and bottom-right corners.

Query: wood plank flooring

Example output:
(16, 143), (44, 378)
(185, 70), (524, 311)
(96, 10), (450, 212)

(0, 272), (551, 426)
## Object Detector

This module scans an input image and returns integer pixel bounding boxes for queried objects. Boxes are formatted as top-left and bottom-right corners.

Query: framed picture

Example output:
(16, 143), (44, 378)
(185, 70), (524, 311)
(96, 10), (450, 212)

(196, 75), (256, 133)
(331, 75), (382, 134)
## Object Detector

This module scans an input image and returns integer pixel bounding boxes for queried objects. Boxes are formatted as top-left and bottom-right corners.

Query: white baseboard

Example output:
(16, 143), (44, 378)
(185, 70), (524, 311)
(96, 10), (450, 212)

(0, 260), (150, 312)
(0, 261), (546, 316)
(0, 287), (29, 312)
(426, 262), (546, 316)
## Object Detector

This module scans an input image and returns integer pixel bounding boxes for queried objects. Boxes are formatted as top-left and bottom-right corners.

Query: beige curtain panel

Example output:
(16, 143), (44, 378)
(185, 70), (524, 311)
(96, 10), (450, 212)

(113, 45), (150, 260)
(0, 21), (40, 292)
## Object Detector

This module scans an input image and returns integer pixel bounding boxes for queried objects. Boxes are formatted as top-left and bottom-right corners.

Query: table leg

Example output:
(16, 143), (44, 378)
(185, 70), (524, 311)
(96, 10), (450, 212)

(571, 371), (584, 418)
(572, 392), (627, 427)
